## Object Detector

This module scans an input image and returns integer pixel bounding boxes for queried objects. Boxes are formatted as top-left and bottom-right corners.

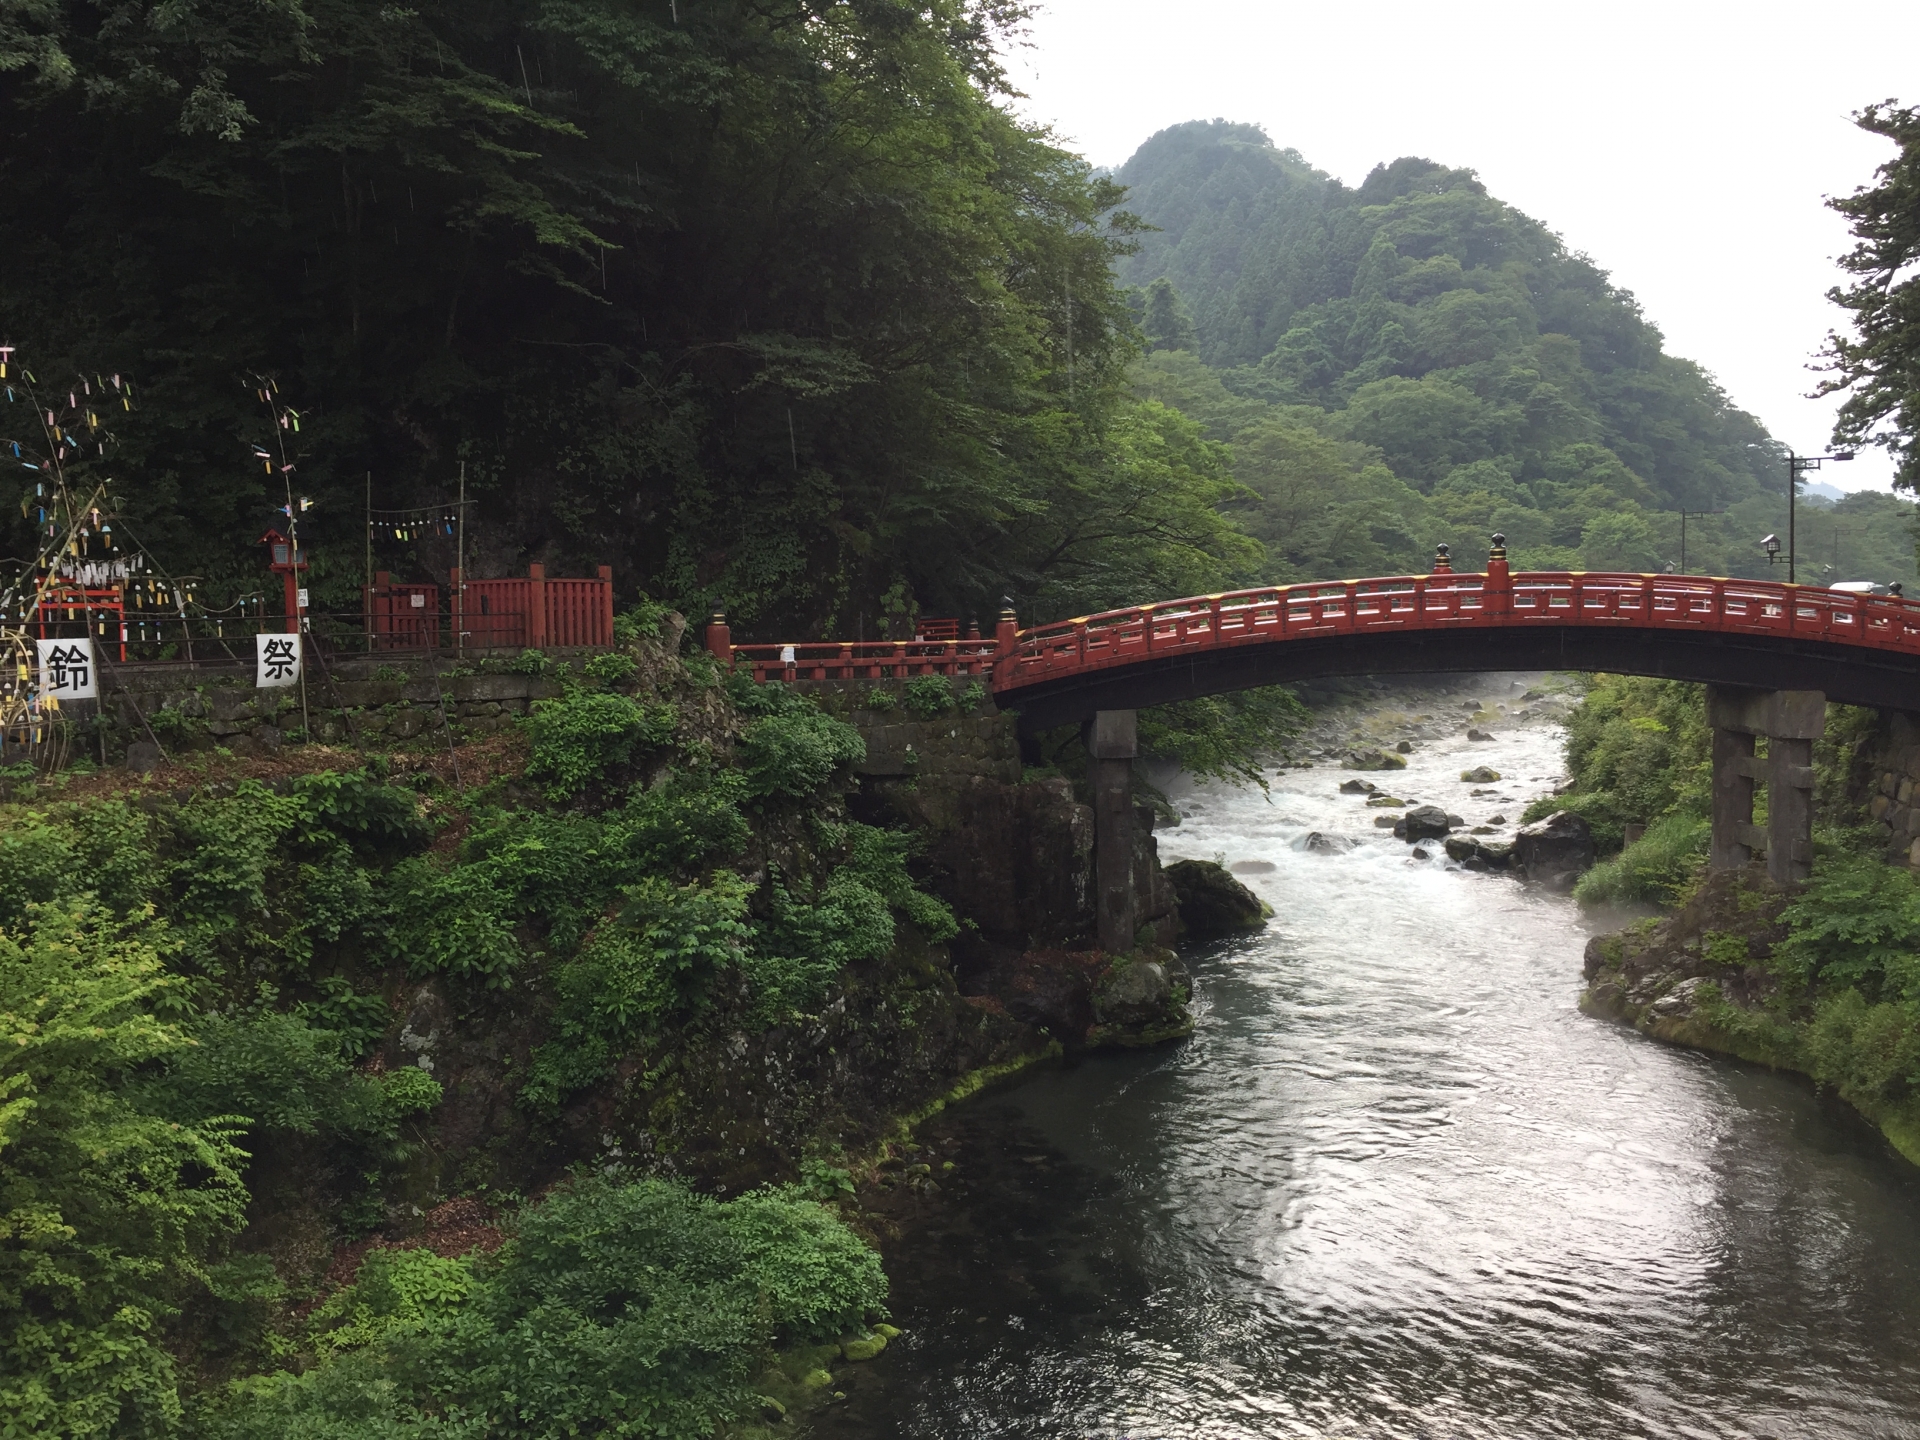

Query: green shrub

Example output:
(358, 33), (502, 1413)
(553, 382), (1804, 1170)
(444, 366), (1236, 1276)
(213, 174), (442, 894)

(0, 900), (249, 1438)
(1777, 852), (1920, 999)
(423, 1177), (886, 1437)
(583, 649), (639, 689)
(387, 859), (522, 986)
(1573, 813), (1708, 908)
(738, 708), (864, 799)
(611, 770), (750, 876)
(524, 692), (676, 799)
(511, 648), (550, 675)
(524, 873), (752, 1106)
(215, 1176), (887, 1440)
(901, 674), (955, 718)
(612, 598), (675, 645)
(1805, 990), (1920, 1104)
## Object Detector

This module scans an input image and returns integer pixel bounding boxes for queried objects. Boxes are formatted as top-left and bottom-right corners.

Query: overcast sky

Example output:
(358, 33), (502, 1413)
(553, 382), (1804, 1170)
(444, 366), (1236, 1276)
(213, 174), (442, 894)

(1005, 0), (1917, 494)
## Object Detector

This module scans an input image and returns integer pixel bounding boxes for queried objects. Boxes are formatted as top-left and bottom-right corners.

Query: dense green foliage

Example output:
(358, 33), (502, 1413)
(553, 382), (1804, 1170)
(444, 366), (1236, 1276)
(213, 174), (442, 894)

(1118, 122), (1920, 588)
(0, 645), (946, 1433)
(205, 1176), (887, 1440)
(1822, 102), (1920, 489)
(0, 0), (1260, 635)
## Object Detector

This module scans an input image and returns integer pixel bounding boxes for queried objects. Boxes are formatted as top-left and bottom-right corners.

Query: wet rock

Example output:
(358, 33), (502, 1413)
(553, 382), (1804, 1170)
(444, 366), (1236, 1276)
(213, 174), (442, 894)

(1460, 765), (1501, 783)
(1365, 795), (1406, 808)
(1444, 835), (1512, 870)
(1410, 846), (1433, 860)
(1300, 832), (1355, 855)
(1513, 810), (1596, 887)
(1467, 728), (1495, 742)
(1374, 815), (1401, 828)
(1165, 860), (1270, 936)
(1647, 976), (1706, 1019)
(1344, 747), (1408, 771)
(1229, 859), (1277, 874)
(1339, 778), (1377, 794)
(1445, 813), (1465, 827)
(1402, 804), (1451, 842)
(1395, 740), (1414, 754)
(1489, 814), (1507, 825)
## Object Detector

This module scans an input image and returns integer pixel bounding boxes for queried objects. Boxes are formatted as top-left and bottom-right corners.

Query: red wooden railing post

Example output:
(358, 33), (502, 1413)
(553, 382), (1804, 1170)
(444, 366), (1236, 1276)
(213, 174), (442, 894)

(705, 611), (732, 665)
(995, 601), (1018, 667)
(527, 563), (548, 649)
(1484, 533), (1511, 617)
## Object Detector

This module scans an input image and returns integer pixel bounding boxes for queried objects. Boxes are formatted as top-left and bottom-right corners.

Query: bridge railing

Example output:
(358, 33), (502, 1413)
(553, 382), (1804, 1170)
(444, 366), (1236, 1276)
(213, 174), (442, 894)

(728, 638), (1000, 683)
(997, 571), (1920, 685)
(714, 570), (1920, 691)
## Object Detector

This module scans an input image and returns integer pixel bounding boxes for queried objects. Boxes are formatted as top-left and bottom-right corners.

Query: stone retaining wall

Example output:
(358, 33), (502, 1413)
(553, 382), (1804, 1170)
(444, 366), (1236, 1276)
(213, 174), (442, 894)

(1859, 709), (1920, 867)
(72, 655), (573, 763)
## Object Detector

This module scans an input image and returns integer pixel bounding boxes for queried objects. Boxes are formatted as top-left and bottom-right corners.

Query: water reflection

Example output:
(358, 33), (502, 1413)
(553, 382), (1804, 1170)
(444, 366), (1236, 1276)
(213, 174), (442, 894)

(822, 719), (1920, 1439)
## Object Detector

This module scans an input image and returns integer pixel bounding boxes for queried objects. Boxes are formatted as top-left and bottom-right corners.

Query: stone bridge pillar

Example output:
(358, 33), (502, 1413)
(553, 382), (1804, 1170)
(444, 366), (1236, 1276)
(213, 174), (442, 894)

(1707, 686), (1825, 884)
(1088, 709), (1138, 954)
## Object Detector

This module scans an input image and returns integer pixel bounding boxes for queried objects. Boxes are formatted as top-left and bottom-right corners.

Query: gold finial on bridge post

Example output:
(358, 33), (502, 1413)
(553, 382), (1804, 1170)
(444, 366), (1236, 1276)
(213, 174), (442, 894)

(995, 596), (1019, 654)
(1432, 542), (1453, 575)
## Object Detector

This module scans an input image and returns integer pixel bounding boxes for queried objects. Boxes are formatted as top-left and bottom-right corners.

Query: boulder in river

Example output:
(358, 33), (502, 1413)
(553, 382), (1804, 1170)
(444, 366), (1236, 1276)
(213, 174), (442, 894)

(1444, 835), (1513, 871)
(1512, 810), (1596, 889)
(1460, 765), (1501, 783)
(1344, 748), (1408, 771)
(1300, 831), (1355, 855)
(1402, 804), (1452, 842)
(1165, 860), (1272, 936)
(1467, 728), (1495, 742)
(1339, 778), (1377, 794)
(1395, 740), (1414, 754)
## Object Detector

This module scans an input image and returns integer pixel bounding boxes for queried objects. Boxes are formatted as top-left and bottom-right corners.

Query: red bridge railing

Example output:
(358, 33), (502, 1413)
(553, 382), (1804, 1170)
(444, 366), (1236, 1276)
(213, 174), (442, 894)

(708, 560), (1920, 692)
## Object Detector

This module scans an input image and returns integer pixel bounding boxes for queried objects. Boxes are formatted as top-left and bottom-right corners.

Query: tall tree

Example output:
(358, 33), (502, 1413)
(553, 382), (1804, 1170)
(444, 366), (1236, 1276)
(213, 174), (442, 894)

(1821, 102), (1920, 489)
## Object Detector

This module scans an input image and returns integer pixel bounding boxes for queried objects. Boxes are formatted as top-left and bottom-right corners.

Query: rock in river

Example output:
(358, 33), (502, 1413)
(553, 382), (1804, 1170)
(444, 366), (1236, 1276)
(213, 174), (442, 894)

(1512, 810), (1596, 889)
(1344, 748), (1408, 771)
(1460, 765), (1501, 783)
(1338, 778), (1377, 794)
(1166, 859), (1272, 936)
(1300, 831), (1355, 855)
(1401, 804), (1452, 842)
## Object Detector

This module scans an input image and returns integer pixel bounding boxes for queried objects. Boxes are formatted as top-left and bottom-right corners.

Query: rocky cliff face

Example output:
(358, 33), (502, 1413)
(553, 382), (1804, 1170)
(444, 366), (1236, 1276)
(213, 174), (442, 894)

(818, 685), (1190, 1052)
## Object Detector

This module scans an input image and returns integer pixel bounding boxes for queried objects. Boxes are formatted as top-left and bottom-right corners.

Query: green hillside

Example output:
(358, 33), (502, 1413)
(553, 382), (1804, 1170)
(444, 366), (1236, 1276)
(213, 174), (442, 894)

(1115, 120), (1918, 589)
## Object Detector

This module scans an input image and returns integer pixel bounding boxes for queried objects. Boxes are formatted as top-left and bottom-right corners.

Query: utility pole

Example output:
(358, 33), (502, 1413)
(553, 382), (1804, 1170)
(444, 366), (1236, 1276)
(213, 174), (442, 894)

(1785, 449), (1855, 584)
(1673, 508), (1725, 574)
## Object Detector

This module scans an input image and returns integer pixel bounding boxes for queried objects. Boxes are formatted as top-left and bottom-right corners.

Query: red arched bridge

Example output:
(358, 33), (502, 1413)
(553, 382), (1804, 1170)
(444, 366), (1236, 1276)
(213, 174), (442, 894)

(709, 550), (1920, 939)
(711, 555), (1920, 726)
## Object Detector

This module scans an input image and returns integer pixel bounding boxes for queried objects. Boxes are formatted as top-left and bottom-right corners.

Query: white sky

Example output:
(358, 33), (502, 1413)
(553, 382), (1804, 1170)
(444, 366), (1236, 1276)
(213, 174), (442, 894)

(1005, 0), (1918, 493)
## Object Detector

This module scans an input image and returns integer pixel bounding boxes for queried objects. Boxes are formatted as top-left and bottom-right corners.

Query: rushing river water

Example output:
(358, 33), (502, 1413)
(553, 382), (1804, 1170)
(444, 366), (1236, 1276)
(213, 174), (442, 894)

(821, 695), (1920, 1439)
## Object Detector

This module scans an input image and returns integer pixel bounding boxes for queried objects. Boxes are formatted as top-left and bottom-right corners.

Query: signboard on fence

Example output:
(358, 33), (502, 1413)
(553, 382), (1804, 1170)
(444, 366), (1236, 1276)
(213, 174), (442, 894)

(255, 633), (302, 688)
(36, 638), (96, 700)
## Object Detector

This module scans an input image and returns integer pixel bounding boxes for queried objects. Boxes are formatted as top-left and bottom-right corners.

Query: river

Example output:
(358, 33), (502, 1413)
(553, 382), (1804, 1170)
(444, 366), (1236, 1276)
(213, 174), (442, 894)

(818, 688), (1920, 1439)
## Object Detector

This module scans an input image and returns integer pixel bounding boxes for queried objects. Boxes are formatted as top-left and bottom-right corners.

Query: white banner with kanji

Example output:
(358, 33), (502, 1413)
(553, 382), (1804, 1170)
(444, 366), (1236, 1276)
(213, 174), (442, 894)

(36, 638), (96, 700)
(255, 632), (302, 688)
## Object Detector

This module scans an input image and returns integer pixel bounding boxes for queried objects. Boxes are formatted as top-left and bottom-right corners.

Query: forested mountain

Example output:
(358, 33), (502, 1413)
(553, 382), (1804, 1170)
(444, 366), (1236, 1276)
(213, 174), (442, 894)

(0, 2), (1247, 636)
(1115, 120), (1919, 588)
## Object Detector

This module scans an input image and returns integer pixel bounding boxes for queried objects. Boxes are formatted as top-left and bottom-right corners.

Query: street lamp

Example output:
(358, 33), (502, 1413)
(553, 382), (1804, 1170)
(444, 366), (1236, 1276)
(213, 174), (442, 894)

(1761, 533), (1781, 566)
(1786, 449), (1854, 584)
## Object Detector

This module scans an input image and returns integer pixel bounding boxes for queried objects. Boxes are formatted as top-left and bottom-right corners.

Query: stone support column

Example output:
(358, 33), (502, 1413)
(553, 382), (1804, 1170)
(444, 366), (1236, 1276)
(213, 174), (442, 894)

(1088, 709), (1138, 954)
(1705, 685), (1825, 884)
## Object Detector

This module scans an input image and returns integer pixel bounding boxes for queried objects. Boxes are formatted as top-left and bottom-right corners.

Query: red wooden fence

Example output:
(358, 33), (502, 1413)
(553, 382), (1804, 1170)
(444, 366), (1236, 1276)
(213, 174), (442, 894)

(364, 564), (615, 651)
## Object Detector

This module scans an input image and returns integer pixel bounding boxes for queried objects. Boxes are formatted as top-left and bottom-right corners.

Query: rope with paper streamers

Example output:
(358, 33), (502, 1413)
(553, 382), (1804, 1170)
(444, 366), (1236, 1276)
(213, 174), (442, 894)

(0, 343), (140, 747)
(368, 503), (463, 543)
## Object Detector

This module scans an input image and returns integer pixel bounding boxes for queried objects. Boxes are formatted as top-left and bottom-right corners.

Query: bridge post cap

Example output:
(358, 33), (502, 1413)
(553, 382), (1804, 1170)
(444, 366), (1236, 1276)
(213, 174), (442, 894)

(710, 610), (726, 624)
